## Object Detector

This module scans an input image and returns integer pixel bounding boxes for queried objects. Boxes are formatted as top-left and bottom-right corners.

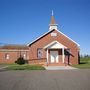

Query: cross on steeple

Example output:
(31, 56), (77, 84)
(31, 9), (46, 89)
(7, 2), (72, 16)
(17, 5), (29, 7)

(52, 10), (54, 16)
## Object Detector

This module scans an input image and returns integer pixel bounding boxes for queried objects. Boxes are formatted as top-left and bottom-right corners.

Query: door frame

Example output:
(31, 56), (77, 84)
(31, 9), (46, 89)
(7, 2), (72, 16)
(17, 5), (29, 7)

(50, 50), (59, 63)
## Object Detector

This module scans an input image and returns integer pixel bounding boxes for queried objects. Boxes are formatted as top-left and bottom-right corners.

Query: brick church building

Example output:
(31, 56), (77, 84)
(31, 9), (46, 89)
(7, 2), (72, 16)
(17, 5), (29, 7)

(0, 13), (80, 66)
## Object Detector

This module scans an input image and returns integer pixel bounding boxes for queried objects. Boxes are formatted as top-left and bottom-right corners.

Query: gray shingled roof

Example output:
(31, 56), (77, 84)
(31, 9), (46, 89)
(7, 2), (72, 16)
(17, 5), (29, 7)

(0, 45), (29, 50)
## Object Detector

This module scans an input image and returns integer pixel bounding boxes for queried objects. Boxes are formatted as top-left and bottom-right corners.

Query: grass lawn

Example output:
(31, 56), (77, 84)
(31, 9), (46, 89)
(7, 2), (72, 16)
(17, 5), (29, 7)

(72, 64), (90, 69)
(72, 57), (90, 69)
(5, 64), (46, 70)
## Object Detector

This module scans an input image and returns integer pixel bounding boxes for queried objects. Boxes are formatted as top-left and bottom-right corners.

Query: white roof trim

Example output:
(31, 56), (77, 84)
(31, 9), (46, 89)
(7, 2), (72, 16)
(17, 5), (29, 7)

(27, 29), (80, 47)
(44, 41), (67, 49)
(56, 29), (80, 46)
(27, 29), (54, 46)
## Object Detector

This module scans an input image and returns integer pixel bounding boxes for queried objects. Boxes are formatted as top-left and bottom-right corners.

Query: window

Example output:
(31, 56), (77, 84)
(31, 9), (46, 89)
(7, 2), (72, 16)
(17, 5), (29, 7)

(51, 32), (57, 37)
(23, 53), (26, 59)
(5, 53), (9, 60)
(37, 48), (43, 59)
(20, 52), (27, 59)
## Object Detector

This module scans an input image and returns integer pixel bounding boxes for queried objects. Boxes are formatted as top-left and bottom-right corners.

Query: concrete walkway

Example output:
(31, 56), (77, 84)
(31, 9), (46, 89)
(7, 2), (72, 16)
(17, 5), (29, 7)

(44, 66), (77, 70)
(0, 65), (8, 70)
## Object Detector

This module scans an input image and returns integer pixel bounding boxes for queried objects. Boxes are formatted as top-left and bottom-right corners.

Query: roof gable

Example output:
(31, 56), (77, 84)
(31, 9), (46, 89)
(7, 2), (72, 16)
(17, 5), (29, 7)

(27, 29), (80, 47)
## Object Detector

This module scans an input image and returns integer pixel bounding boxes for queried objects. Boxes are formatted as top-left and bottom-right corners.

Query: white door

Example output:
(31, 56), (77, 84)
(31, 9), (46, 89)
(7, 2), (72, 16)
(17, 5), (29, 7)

(50, 51), (59, 63)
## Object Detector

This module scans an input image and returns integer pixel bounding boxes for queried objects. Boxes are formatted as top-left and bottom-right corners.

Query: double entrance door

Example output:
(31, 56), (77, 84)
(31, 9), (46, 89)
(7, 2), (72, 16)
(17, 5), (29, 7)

(50, 51), (59, 63)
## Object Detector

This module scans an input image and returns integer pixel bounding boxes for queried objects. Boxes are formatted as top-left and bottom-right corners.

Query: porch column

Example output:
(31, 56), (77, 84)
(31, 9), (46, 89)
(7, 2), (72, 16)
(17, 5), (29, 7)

(46, 49), (48, 64)
(62, 48), (64, 63)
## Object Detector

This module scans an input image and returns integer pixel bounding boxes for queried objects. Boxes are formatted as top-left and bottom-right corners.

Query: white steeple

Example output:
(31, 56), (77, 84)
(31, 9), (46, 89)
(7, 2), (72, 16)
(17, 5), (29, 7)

(49, 10), (58, 31)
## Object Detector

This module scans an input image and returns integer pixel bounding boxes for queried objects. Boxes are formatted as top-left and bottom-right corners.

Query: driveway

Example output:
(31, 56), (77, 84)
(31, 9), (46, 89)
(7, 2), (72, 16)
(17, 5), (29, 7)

(0, 69), (90, 90)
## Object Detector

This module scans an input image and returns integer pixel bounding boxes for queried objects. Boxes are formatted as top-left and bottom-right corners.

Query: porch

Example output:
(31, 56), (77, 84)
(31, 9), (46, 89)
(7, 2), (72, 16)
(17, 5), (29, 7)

(44, 41), (70, 66)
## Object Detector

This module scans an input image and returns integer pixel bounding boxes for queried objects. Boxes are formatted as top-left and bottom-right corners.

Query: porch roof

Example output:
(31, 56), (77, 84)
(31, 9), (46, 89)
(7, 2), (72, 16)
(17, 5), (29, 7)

(44, 41), (67, 49)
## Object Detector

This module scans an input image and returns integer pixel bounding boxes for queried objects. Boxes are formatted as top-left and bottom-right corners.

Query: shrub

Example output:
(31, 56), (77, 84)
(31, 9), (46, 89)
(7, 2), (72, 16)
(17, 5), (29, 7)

(15, 56), (26, 65)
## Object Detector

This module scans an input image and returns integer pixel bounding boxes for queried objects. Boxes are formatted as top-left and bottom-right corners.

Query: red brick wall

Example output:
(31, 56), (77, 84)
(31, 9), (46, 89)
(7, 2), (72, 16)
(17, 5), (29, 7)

(0, 51), (29, 64)
(0, 51), (18, 63)
(29, 30), (80, 65)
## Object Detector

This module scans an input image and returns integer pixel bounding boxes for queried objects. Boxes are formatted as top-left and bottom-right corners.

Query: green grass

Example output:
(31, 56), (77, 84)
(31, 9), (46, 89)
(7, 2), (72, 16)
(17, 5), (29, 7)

(72, 64), (90, 69)
(72, 57), (90, 69)
(6, 64), (46, 70)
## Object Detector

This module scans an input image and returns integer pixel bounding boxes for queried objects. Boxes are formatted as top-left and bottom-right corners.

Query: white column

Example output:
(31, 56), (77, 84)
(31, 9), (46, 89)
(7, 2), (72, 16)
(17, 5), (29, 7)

(62, 48), (64, 63)
(46, 49), (48, 64)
